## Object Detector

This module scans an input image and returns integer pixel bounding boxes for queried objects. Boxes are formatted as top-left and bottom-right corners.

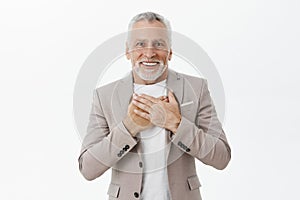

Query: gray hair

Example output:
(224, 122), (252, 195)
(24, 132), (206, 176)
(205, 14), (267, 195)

(127, 12), (172, 46)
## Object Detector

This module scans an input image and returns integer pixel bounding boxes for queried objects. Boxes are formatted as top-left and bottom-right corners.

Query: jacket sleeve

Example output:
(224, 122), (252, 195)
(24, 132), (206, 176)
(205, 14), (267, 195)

(78, 89), (138, 180)
(171, 79), (231, 170)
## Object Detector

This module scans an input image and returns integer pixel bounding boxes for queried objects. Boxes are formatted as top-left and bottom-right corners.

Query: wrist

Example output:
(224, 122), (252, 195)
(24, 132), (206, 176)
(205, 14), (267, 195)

(122, 116), (138, 137)
(169, 114), (181, 134)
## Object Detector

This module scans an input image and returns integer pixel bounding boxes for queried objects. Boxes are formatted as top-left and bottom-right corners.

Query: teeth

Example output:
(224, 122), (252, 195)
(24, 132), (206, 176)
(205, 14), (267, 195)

(142, 62), (158, 66)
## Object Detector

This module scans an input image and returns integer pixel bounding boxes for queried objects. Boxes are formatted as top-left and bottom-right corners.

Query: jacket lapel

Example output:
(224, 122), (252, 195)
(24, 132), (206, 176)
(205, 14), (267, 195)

(166, 69), (184, 106)
(116, 72), (134, 120)
(165, 69), (184, 161)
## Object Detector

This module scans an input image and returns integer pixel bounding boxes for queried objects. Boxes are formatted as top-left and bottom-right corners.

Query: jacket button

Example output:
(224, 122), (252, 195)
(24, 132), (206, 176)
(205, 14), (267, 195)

(186, 148), (191, 152)
(134, 192), (139, 198)
(139, 161), (143, 168)
(125, 144), (130, 149)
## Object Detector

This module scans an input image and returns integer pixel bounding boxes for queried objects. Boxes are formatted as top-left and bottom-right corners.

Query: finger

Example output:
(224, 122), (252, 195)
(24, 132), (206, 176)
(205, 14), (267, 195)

(133, 94), (154, 107)
(168, 91), (177, 104)
(158, 96), (168, 101)
(132, 99), (151, 113)
(139, 93), (160, 103)
(133, 109), (150, 120)
(159, 96), (166, 101)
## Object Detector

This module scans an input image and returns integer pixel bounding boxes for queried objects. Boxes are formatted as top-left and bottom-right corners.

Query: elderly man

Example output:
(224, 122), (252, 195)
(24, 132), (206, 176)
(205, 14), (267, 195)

(78, 12), (231, 200)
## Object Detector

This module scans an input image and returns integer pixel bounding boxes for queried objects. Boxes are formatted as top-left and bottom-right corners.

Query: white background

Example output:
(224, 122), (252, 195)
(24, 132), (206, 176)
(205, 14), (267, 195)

(1, 0), (299, 199)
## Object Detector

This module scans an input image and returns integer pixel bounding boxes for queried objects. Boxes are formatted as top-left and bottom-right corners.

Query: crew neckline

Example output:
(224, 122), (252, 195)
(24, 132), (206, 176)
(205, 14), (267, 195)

(133, 79), (167, 86)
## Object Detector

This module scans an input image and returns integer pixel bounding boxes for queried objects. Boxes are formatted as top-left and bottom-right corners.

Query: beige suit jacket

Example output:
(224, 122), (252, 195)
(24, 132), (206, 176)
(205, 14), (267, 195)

(78, 69), (231, 200)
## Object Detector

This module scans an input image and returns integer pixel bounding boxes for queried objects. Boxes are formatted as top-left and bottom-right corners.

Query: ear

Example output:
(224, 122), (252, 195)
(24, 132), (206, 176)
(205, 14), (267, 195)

(125, 43), (130, 60)
(168, 48), (173, 61)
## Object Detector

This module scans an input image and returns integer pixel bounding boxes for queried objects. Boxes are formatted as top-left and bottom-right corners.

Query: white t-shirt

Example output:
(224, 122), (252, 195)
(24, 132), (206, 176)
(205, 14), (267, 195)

(134, 79), (171, 200)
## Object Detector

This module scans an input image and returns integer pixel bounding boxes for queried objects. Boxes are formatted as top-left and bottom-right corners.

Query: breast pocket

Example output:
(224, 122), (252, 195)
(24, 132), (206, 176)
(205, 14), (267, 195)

(107, 183), (120, 198)
(180, 101), (194, 112)
(180, 101), (196, 121)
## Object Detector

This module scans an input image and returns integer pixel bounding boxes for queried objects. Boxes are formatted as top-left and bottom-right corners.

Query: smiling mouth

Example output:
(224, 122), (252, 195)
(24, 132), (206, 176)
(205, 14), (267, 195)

(139, 61), (160, 67)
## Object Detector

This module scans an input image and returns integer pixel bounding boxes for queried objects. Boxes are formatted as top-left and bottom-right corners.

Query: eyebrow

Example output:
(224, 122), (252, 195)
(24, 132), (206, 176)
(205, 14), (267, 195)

(153, 39), (167, 43)
(134, 39), (147, 42)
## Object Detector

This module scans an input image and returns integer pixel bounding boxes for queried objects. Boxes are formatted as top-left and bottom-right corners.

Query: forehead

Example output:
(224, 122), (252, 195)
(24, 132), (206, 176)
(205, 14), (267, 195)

(130, 20), (169, 41)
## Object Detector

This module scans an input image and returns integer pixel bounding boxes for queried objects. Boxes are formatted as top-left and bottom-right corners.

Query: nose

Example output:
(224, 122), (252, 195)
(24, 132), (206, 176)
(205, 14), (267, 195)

(143, 47), (156, 58)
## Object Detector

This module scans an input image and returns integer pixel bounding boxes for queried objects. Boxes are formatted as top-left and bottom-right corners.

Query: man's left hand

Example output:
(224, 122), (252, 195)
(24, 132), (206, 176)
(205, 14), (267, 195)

(132, 91), (181, 133)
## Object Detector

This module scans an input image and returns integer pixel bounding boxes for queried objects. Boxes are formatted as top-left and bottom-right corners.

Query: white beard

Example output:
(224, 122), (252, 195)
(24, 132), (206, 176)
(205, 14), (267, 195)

(133, 61), (167, 81)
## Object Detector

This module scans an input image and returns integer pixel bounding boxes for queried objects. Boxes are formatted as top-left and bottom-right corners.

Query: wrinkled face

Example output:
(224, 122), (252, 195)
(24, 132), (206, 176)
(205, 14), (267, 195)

(126, 20), (172, 83)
